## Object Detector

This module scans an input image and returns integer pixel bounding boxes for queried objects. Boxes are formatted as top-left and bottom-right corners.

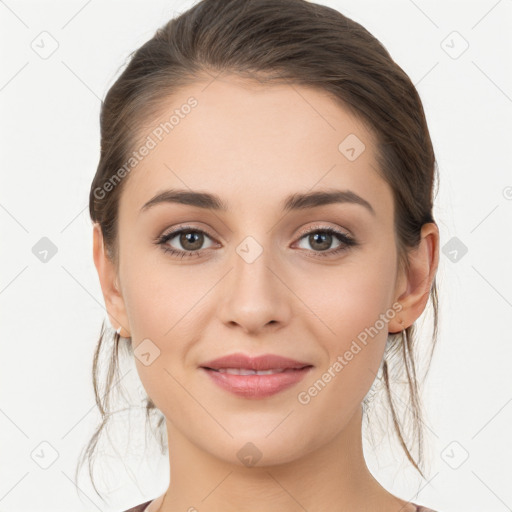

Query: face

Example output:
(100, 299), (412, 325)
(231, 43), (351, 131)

(105, 75), (407, 466)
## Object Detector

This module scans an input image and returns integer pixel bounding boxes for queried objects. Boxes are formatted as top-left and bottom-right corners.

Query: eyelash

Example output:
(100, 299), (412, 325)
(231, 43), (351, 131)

(154, 224), (358, 259)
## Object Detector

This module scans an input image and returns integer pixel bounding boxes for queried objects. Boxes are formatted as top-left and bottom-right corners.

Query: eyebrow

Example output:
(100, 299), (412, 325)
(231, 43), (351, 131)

(140, 188), (375, 216)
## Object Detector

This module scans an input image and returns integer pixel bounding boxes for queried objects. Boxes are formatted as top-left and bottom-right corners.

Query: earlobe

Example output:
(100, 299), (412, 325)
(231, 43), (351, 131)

(388, 222), (439, 333)
(92, 223), (130, 336)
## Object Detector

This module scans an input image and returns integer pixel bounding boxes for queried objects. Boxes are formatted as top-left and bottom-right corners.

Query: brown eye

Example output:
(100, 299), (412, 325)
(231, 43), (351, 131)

(295, 226), (358, 258)
(307, 231), (333, 251)
(156, 226), (216, 257)
(178, 230), (205, 251)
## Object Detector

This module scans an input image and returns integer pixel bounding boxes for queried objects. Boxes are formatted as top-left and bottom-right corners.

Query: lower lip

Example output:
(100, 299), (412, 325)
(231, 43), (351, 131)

(201, 367), (313, 399)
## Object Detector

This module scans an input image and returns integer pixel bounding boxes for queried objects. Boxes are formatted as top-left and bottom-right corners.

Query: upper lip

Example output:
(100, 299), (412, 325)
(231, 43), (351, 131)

(200, 352), (313, 371)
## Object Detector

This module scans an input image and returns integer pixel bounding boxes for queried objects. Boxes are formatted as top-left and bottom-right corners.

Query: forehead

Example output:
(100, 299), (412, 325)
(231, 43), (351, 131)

(119, 75), (393, 221)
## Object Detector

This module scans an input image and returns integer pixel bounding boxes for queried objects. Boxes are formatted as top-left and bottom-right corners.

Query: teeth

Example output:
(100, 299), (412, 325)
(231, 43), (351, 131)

(216, 368), (287, 375)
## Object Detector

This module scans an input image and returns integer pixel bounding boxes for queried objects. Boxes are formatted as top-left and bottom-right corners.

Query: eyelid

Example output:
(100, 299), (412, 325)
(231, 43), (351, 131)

(294, 222), (352, 240)
(159, 223), (216, 240)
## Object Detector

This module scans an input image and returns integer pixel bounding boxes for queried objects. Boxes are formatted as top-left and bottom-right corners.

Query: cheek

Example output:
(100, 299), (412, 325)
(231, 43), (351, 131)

(121, 249), (206, 340)
(295, 258), (396, 397)
(299, 258), (396, 343)
(120, 256), (211, 401)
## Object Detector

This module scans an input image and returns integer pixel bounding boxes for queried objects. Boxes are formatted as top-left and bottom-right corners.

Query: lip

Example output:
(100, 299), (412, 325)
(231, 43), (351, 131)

(200, 352), (313, 399)
(200, 352), (312, 371)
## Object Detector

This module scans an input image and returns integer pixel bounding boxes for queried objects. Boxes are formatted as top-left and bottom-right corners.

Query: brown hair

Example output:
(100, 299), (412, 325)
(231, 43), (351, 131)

(78, 0), (439, 500)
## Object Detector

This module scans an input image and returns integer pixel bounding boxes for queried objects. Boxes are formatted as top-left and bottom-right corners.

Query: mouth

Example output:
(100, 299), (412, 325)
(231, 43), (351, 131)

(202, 367), (312, 375)
(198, 353), (314, 398)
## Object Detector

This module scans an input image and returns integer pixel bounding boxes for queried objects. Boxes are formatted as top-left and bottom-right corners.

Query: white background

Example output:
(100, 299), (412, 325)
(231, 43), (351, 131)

(1, 0), (511, 511)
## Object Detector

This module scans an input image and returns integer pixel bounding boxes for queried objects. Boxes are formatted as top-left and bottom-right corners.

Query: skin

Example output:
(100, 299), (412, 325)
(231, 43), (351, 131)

(93, 74), (439, 512)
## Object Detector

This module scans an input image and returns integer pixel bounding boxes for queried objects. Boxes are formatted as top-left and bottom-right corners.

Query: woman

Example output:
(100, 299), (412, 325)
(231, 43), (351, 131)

(81, 0), (441, 510)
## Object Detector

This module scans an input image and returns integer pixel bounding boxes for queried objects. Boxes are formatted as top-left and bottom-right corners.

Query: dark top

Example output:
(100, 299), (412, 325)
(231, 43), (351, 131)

(123, 499), (439, 511)
(123, 500), (152, 512)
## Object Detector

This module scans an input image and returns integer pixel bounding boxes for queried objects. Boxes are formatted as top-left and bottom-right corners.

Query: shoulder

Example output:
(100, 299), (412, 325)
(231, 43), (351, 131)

(414, 505), (440, 512)
(122, 499), (153, 512)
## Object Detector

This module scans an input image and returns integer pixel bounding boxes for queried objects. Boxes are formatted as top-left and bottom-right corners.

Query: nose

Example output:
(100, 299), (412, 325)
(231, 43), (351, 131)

(216, 238), (292, 335)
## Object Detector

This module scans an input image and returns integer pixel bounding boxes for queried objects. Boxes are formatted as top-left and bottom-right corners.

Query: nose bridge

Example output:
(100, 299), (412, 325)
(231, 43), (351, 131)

(217, 230), (291, 332)
(231, 231), (279, 299)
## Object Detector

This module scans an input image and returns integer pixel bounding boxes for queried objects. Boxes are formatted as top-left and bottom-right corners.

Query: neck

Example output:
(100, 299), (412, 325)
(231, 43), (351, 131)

(151, 405), (413, 512)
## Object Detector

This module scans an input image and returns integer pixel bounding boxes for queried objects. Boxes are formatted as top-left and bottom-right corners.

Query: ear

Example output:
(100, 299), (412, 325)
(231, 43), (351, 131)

(388, 222), (439, 334)
(92, 223), (131, 337)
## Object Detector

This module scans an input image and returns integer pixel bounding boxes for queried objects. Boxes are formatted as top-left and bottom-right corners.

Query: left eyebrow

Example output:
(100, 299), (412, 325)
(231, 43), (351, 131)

(139, 188), (375, 216)
(282, 189), (375, 216)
